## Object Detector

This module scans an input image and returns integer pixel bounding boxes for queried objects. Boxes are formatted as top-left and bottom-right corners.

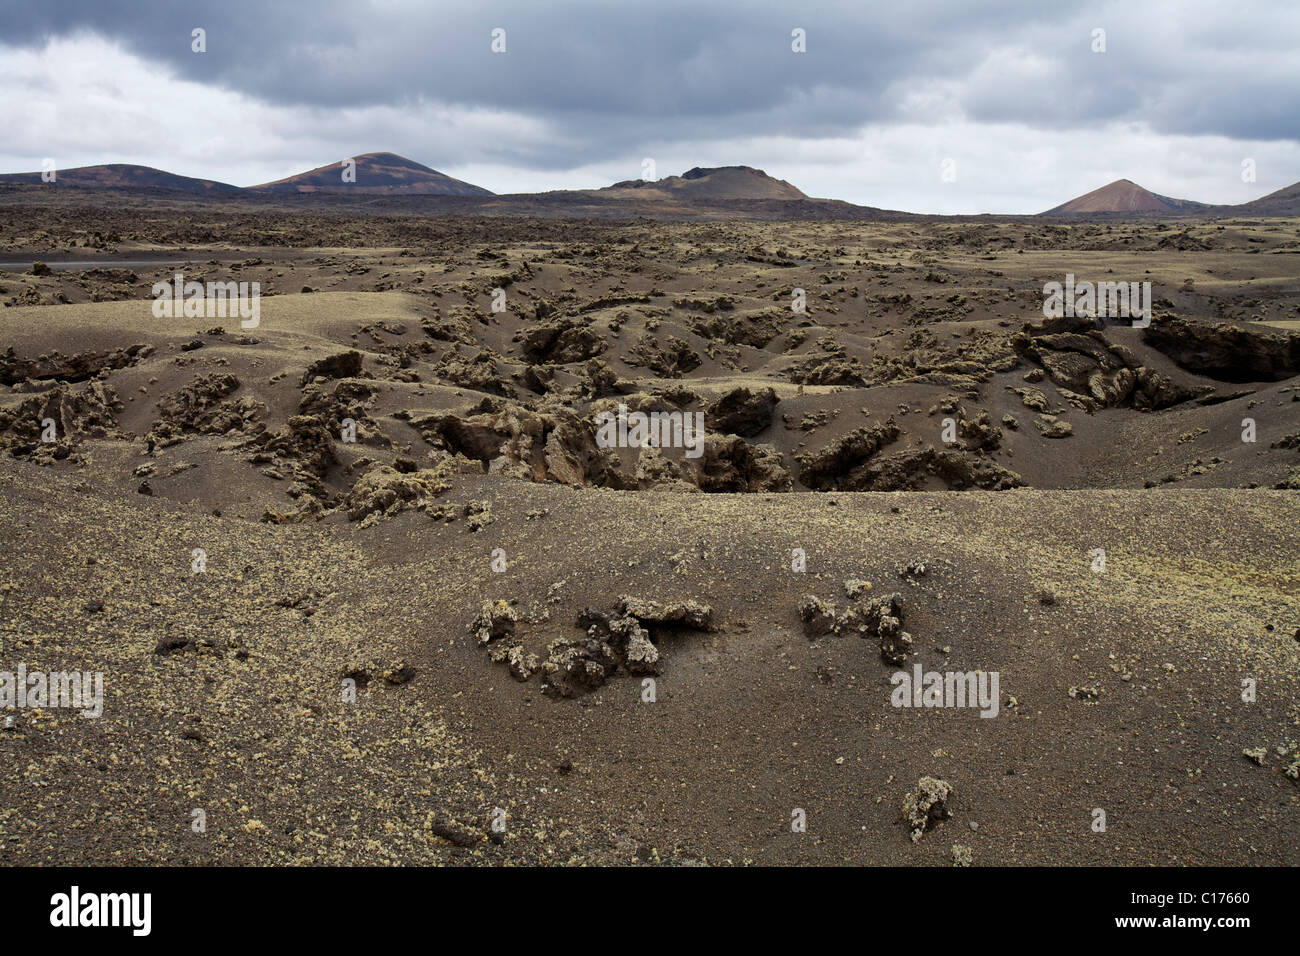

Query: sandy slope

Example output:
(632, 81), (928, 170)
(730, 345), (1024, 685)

(0, 462), (1296, 864)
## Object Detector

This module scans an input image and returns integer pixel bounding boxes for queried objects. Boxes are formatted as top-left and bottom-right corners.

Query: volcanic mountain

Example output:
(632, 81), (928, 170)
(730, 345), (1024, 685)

(596, 166), (809, 201)
(250, 151), (492, 196)
(1041, 179), (1207, 215)
(0, 163), (238, 193)
(1228, 180), (1300, 217)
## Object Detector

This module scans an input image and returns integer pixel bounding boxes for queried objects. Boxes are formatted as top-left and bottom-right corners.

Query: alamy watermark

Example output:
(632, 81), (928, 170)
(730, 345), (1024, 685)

(1043, 273), (1150, 328)
(50, 886), (150, 936)
(1, 665), (103, 718)
(594, 403), (705, 459)
(890, 664), (999, 718)
(152, 273), (260, 328)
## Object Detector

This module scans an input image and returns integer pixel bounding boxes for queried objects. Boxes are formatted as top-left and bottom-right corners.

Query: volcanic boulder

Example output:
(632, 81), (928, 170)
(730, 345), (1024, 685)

(706, 386), (779, 437)
(902, 776), (954, 843)
(1012, 316), (1195, 410)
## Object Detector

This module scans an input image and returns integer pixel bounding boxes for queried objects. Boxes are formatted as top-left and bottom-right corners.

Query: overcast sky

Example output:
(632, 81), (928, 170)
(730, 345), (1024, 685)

(2, 0), (1298, 213)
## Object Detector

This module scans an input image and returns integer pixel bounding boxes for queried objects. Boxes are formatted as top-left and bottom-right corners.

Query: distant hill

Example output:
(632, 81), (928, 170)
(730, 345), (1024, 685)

(1042, 179), (1207, 215)
(596, 166), (808, 201)
(0, 154), (1292, 220)
(1227, 180), (1300, 217)
(0, 163), (238, 193)
(1042, 176), (1300, 218)
(250, 152), (492, 196)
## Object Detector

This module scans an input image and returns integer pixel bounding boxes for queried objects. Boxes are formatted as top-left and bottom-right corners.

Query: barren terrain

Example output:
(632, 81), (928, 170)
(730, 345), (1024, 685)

(0, 198), (1297, 864)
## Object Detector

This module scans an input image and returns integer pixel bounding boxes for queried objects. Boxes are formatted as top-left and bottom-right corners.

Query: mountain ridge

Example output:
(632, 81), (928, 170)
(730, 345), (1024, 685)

(596, 165), (809, 201)
(1, 156), (1297, 217)
(0, 163), (239, 193)
(249, 151), (493, 196)
(1040, 178), (1207, 215)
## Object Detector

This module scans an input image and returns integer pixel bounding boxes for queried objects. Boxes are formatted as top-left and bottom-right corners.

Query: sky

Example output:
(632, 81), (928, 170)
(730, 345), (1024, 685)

(1, 0), (1298, 214)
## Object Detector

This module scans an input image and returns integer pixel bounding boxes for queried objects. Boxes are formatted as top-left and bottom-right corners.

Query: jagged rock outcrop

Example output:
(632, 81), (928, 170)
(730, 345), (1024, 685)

(902, 776), (953, 843)
(301, 350), (364, 385)
(343, 461), (452, 522)
(298, 380), (384, 445)
(413, 403), (623, 487)
(785, 354), (869, 387)
(247, 415), (339, 501)
(520, 317), (608, 364)
(1013, 316), (1196, 410)
(471, 600), (517, 645)
(692, 434), (792, 492)
(534, 597), (714, 697)
(146, 374), (266, 449)
(849, 447), (1023, 492)
(1142, 316), (1300, 383)
(0, 344), (148, 386)
(796, 422), (902, 490)
(706, 386), (779, 437)
(0, 381), (123, 460)
(627, 335), (702, 378)
(690, 310), (783, 348)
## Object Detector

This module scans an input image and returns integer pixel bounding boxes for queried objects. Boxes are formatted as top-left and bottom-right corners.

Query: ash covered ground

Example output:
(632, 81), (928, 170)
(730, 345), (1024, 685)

(0, 199), (1297, 864)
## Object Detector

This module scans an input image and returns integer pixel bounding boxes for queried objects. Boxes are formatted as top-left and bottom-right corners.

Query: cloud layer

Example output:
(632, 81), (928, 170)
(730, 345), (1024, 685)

(2, 0), (1297, 212)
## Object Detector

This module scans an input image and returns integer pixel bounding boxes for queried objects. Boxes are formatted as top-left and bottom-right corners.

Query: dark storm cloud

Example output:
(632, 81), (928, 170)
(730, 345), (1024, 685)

(1, 1), (1019, 115)
(1, 0), (1297, 177)
(0, 0), (1294, 200)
